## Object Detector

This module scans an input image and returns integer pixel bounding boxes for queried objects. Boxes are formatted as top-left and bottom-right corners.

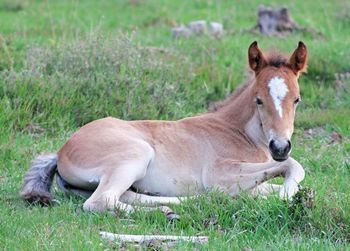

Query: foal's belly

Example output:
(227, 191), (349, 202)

(132, 159), (205, 197)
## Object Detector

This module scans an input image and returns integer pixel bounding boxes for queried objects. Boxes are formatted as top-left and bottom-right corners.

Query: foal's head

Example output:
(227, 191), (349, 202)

(248, 41), (307, 161)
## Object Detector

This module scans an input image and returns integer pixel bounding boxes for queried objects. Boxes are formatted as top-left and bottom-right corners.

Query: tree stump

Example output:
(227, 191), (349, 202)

(254, 5), (299, 35)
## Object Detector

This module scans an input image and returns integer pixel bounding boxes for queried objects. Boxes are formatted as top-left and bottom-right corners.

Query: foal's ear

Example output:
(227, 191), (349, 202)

(248, 41), (267, 74)
(288, 41), (308, 75)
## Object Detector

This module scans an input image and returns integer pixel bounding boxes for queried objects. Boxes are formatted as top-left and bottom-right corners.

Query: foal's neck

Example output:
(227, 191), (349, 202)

(216, 82), (256, 128)
(214, 81), (268, 148)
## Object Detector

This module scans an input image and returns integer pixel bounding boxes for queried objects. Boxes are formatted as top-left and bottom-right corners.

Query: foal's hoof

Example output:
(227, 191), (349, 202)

(166, 212), (181, 222)
(158, 206), (180, 222)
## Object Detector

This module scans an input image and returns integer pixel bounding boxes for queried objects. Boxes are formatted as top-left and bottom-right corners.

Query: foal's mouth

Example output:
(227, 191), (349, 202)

(270, 149), (290, 162)
(271, 155), (289, 162)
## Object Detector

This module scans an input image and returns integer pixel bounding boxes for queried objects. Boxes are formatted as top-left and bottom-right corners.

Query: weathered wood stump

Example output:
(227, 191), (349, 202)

(254, 5), (299, 35)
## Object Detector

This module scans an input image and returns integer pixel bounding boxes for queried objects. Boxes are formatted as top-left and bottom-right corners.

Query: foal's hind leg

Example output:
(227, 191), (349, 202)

(82, 144), (154, 213)
(120, 190), (185, 221)
(120, 190), (185, 205)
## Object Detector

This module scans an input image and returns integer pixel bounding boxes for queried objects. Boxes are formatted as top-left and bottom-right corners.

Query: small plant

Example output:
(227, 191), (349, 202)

(288, 186), (315, 219)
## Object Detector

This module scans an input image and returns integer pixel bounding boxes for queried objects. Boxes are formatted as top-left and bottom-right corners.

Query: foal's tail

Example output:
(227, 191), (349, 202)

(20, 153), (58, 205)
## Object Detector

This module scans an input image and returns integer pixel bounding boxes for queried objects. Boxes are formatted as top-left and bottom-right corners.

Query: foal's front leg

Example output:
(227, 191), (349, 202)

(278, 157), (305, 198)
(250, 182), (282, 197)
(203, 157), (305, 199)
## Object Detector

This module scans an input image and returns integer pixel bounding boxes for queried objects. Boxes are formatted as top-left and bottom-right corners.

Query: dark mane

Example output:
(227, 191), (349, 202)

(265, 51), (289, 68)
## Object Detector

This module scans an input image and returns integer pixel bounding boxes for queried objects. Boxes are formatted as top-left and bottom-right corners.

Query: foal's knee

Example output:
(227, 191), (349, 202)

(285, 158), (305, 182)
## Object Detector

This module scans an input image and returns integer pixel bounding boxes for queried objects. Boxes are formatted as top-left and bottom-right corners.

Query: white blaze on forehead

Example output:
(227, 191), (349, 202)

(268, 76), (289, 118)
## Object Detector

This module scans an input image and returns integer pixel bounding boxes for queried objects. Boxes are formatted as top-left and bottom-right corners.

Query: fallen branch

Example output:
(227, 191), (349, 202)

(100, 231), (209, 244)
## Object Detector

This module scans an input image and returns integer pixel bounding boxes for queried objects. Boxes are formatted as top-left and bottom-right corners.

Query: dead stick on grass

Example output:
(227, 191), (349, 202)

(100, 231), (209, 244)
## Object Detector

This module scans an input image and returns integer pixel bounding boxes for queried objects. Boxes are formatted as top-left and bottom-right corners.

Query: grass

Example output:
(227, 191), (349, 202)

(0, 0), (349, 250)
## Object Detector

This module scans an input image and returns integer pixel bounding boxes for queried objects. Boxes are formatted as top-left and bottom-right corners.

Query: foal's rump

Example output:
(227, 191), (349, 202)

(20, 117), (153, 204)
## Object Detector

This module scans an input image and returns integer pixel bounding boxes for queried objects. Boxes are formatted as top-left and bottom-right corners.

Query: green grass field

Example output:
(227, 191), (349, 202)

(1, 0), (349, 250)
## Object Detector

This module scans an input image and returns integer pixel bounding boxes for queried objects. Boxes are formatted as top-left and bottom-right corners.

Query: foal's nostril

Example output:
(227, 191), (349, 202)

(286, 140), (291, 154)
(269, 140), (276, 152)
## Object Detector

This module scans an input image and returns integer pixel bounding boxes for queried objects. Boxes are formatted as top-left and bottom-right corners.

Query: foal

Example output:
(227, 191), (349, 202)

(21, 41), (307, 213)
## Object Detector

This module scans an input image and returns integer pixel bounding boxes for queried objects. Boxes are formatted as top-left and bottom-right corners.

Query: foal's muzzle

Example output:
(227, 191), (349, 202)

(269, 139), (291, 162)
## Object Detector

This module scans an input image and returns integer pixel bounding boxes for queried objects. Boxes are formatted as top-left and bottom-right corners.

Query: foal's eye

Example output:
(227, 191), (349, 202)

(256, 98), (263, 106)
(294, 97), (301, 105)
